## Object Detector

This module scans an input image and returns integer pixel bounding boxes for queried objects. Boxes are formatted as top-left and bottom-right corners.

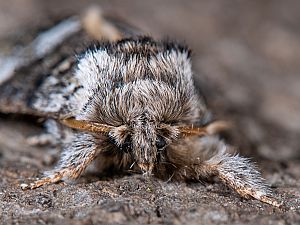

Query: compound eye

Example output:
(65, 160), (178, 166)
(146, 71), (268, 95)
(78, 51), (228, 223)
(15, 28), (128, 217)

(156, 135), (167, 150)
(120, 135), (132, 153)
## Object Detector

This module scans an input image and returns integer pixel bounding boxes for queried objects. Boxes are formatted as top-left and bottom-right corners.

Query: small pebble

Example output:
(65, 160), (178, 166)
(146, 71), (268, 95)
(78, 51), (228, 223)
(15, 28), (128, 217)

(20, 183), (29, 190)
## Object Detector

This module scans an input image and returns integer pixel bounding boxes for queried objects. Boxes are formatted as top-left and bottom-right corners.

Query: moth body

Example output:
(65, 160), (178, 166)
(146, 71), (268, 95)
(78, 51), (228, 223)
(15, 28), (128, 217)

(0, 33), (281, 207)
(34, 37), (208, 174)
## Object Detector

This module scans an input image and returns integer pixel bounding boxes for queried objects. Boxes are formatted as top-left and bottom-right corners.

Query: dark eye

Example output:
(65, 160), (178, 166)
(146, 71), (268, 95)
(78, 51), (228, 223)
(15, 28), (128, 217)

(120, 136), (132, 153)
(156, 135), (166, 150)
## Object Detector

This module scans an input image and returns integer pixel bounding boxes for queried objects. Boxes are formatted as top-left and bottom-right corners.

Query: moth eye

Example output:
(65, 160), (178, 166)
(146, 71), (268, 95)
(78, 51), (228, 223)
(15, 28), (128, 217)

(156, 135), (167, 150)
(120, 135), (132, 153)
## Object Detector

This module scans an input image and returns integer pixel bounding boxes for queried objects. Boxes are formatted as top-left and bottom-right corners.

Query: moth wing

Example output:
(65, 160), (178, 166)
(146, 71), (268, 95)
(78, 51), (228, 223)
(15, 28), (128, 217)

(0, 33), (87, 118)
(0, 14), (139, 118)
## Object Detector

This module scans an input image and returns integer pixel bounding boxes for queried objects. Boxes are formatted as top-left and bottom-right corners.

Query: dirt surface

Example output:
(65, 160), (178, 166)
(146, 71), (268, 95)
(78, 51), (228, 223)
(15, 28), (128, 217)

(0, 0), (300, 224)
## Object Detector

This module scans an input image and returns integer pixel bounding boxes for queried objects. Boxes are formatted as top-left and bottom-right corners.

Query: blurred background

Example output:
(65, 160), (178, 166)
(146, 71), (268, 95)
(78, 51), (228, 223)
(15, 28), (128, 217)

(0, 1), (300, 223)
(0, 0), (299, 162)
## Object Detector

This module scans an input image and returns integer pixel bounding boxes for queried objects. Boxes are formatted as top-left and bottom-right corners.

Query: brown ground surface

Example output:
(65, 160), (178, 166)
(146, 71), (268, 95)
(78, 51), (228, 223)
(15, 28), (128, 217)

(0, 0), (299, 224)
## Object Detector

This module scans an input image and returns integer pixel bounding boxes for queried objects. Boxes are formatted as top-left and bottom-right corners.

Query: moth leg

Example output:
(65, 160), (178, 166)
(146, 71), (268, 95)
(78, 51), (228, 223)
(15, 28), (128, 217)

(29, 173), (63, 189)
(200, 139), (282, 207)
(29, 133), (101, 189)
(168, 136), (282, 207)
(207, 155), (281, 207)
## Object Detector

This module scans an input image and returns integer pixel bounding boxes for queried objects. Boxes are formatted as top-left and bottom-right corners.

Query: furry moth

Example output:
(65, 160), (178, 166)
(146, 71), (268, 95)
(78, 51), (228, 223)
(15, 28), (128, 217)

(0, 13), (281, 208)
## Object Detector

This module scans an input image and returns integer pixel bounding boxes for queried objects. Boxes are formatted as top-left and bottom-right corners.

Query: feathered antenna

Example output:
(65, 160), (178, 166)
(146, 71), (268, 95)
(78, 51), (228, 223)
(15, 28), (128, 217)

(61, 118), (114, 133)
(178, 120), (232, 137)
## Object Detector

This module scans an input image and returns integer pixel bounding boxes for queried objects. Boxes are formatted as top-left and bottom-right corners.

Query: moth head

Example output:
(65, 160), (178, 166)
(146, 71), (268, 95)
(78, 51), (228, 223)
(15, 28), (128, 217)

(61, 118), (230, 174)
(61, 117), (166, 173)
(108, 118), (176, 174)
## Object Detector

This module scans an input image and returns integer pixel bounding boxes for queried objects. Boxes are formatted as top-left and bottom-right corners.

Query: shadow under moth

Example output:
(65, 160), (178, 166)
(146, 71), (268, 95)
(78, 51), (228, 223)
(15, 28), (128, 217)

(0, 7), (281, 207)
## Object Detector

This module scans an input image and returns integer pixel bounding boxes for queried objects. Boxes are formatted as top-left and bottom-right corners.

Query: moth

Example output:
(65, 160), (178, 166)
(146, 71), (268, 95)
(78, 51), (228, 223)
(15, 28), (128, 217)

(0, 8), (281, 207)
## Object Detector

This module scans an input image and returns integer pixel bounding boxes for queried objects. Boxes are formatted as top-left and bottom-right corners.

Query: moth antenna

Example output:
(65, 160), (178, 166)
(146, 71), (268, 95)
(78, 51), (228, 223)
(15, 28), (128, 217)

(61, 118), (114, 134)
(205, 120), (232, 135)
(178, 120), (232, 137)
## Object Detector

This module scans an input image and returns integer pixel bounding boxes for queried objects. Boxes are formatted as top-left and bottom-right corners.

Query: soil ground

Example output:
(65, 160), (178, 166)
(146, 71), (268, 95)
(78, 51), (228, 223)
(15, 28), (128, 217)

(0, 1), (299, 224)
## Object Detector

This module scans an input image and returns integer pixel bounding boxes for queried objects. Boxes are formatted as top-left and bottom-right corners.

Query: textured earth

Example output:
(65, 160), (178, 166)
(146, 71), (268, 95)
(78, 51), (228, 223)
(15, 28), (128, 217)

(0, 0), (299, 224)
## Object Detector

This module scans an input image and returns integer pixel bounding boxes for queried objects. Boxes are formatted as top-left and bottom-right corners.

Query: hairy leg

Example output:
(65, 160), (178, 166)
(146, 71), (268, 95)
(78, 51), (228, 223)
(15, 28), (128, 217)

(29, 132), (103, 189)
(166, 136), (282, 207)
(206, 150), (281, 207)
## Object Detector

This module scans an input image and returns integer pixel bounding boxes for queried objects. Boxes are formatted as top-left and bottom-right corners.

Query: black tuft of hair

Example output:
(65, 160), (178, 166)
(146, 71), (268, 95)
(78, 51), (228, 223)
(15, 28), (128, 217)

(77, 36), (191, 61)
